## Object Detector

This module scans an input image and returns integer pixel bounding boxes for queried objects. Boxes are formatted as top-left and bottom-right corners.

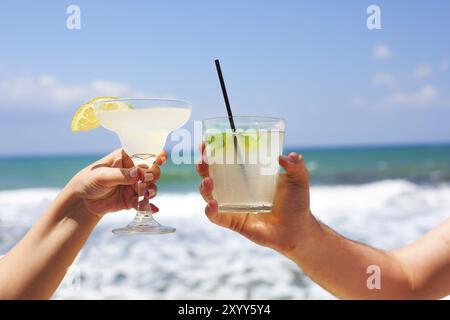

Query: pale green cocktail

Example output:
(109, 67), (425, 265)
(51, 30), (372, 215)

(203, 117), (285, 213)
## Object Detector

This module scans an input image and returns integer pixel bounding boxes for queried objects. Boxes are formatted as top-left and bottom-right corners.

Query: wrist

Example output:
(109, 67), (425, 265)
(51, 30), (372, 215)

(55, 182), (102, 225)
(278, 210), (325, 261)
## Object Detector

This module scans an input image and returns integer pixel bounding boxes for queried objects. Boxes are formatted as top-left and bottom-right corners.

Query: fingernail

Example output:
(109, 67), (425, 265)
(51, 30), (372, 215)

(146, 188), (156, 198)
(207, 200), (216, 211)
(289, 154), (299, 162)
(130, 167), (138, 177)
(144, 173), (154, 182)
(202, 178), (210, 189)
(282, 155), (294, 163)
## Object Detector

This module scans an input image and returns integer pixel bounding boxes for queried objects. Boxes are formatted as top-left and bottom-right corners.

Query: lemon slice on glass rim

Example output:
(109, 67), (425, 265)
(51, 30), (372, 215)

(71, 96), (133, 131)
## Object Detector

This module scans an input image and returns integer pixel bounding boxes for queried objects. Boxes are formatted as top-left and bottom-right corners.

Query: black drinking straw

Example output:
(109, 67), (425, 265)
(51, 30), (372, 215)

(215, 59), (240, 157)
(214, 59), (252, 196)
(214, 59), (248, 172)
(215, 59), (237, 133)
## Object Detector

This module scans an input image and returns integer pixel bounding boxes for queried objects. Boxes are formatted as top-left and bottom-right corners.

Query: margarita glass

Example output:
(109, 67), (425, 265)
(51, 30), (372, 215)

(94, 98), (191, 235)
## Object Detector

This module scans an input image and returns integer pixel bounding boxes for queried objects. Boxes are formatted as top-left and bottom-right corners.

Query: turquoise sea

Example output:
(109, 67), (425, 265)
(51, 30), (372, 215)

(1, 144), (449, 191)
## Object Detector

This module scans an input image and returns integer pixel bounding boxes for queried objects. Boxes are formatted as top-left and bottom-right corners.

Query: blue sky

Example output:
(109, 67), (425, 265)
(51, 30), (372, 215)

(0, 0), (449, 155)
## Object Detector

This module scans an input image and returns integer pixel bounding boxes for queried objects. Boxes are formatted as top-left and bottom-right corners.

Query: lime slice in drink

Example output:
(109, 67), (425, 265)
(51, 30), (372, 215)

(237, 132), (260, 151)
(205, 132), (260, 151)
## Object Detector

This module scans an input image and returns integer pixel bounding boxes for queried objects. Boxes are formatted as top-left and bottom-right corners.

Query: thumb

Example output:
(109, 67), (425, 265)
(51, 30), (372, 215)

(96, 166), (140, 187)
(279, 153), (309, 186)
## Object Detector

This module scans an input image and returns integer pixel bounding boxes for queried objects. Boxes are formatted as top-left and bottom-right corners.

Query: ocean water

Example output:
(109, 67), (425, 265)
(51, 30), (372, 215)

(1, 144), (450, 191)
(1, 144), (450, 299)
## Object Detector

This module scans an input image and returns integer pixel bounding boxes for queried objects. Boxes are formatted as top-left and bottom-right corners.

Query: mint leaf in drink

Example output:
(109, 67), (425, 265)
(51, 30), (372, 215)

(238, 132), (260, 151)
(205, 133), (226, 150)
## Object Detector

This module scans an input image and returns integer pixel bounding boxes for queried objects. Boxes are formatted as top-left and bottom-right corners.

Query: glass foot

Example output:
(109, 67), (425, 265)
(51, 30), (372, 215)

(112, 211), (176, 235)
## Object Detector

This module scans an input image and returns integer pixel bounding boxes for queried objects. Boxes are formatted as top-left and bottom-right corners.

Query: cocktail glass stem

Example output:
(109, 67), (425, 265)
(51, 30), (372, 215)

(111, 154), (176, 235)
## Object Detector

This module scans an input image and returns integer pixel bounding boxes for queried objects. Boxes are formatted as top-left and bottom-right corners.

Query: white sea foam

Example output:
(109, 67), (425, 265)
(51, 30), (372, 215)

(0, 180), (449, 299)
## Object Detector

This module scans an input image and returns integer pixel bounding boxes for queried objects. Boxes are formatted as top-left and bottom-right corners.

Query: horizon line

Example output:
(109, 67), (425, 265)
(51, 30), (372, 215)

(1, 141), (449, 160)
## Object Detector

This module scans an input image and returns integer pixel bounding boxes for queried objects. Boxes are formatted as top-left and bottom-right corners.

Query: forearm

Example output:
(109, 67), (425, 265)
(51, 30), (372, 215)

(282, 212), (414, 299)
(0, 184), (100, 299)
